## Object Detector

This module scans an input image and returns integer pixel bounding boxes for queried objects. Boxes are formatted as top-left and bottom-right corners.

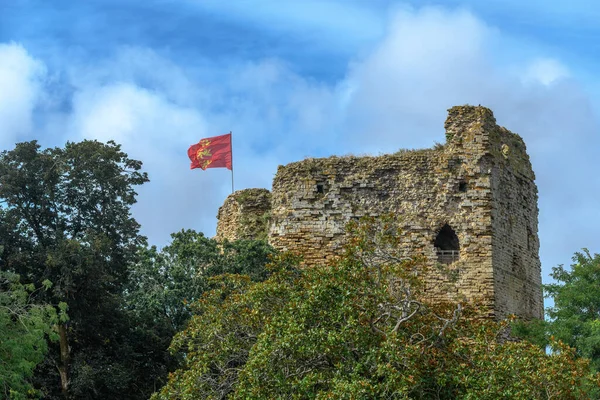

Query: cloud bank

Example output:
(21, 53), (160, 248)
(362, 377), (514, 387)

(0, 43), (46, 149)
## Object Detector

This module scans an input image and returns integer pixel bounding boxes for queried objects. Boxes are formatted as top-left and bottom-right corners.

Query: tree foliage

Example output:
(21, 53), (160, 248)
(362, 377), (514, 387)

(126, 230), (275, 333)
(154, 217), (600, 399)
(0, 136), (276, 399)
(0, 140), (149, 399)
(545, 250), (600, 371)
(0, 271), (62, 399)
(514, 249), (600, 380)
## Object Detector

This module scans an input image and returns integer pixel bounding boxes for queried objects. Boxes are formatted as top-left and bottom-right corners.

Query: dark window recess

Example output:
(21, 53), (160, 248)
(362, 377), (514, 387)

(435, 224), (460, 264)
(316, 184), (324, 194)
(459, 181), (467, 192)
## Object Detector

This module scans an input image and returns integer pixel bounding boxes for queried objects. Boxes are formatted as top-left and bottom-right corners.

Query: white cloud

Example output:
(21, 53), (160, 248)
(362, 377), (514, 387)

(341, 7), (494, 152)
(0, 43), (46, 148)
(67, 47), (203, 107)
(68, 82), (216, 241)
(70, 83), (206, 145)
(523, 58), (570, 85)
(225, 59), (339, 147)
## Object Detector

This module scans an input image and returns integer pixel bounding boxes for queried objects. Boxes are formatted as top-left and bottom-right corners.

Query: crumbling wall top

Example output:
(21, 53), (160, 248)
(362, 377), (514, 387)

(274, 148), (443, 185)
(444, 105), (534, 181)
(444, 105), (497, 142)
(216, 188), (271, 242)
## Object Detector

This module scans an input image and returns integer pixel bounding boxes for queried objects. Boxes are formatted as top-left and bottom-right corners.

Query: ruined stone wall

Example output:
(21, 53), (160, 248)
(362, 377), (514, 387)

(486, 121), (543, 319)
(216, 188), (271, 242)
(269, 106), (503, 312)
(215, 105), (542, 320)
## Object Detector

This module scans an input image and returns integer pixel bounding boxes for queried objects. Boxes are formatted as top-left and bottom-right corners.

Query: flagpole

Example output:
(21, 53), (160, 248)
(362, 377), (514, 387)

(230, 131), (234, 194)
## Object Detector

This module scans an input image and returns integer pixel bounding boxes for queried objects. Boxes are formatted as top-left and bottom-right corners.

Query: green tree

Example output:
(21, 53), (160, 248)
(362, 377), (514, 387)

(545, 250), (600, 371)
(0, 271), (63, 399)
(0, 140), (148, 399)
(151, 252), (300, 400)
(117, 230), (276, 399)
(154, 217), (600, 399)
(126, 230), (275, 333)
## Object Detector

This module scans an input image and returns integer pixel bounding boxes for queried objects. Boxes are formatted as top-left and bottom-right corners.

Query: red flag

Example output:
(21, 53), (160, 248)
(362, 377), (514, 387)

(188, 133), (232, 170)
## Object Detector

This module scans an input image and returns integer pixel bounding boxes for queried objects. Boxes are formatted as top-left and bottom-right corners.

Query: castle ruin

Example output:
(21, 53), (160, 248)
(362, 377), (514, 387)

(216, 105), (543, 320)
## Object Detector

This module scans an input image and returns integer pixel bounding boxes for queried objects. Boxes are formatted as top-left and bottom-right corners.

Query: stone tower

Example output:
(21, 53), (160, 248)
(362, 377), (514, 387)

(216, 105), (543, 320)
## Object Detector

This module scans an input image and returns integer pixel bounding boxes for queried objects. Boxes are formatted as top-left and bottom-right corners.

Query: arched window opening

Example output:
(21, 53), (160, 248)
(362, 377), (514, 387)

(435, 224), (460, 264)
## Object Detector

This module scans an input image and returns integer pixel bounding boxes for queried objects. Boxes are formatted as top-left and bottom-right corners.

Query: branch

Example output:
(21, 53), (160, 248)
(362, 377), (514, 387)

(392, 302), (421, 333)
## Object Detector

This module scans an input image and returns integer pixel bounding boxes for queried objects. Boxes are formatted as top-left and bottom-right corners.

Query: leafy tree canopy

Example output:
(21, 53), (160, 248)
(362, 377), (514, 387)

(154, 217), (600, 399)
(545, 250), (600, 371)
(126, 230), (275, 332)
(122, 230), (276, 396)
(0, 271), (63, 399)
(0, 140), (148, 399)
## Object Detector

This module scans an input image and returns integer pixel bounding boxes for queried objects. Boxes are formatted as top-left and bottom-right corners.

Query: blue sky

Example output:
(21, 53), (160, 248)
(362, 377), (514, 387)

(1, 0), (599, 292)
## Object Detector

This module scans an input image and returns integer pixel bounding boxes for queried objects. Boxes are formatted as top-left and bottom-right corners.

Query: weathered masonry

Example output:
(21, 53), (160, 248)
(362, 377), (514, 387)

(216, 105), (543, 320)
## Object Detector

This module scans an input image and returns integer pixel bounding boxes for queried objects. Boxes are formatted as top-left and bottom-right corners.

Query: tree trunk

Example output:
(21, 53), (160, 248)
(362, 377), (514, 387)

(57, 323), (71, 398)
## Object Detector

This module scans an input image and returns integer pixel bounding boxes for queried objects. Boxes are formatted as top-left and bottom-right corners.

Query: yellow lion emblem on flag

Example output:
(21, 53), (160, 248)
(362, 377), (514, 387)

(196, 139), (213, 169)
